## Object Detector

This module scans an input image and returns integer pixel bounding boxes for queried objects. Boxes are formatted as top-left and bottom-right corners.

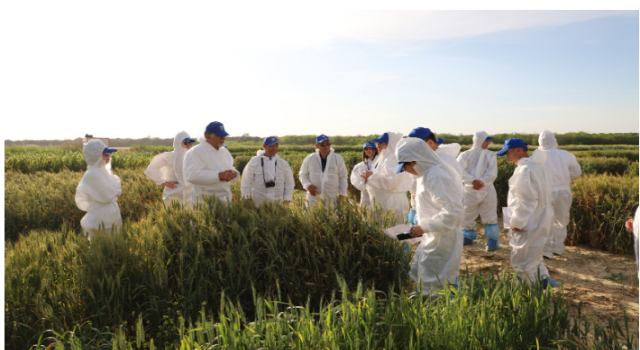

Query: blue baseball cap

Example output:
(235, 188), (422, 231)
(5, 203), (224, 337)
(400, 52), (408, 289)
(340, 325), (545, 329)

(496, 138), (527, 156)
(363, 141), (375, 149)
(436, 137), (444, 145)
(103, 147), (117, 154)
(182, 138), (196, 144)
(395, 162), (406, 174)
(316, 134), (330, 144)
(372, 132), (389, 144)
(263, 136), (279, 146)
(486, 136), (494, 141)
(408, 127), (432, 140)
(205, 121), (229, 137)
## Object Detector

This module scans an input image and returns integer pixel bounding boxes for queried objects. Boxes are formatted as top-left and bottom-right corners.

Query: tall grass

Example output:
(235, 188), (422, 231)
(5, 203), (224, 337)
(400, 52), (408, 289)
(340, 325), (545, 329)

(5, 169), (163, 240)
(25, 272), (637, 349)
(5, 197), (406, 348)
(567, 174), (639, 254)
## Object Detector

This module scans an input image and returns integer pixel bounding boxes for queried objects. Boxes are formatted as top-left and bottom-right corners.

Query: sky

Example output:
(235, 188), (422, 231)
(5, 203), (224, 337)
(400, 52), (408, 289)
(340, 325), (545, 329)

(1, 6), (638, 140)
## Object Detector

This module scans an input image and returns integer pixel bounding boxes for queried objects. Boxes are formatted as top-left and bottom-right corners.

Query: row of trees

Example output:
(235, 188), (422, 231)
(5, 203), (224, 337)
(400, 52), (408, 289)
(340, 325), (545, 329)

(5, 132), (639, 148)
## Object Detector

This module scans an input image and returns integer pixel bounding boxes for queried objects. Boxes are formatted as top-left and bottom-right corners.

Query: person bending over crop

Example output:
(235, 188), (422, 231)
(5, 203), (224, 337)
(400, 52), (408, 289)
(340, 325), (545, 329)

(240, 136), (295, 205)
(299, 134), (348, 208)
(144, 131), (196, 207)
(497, 138), (559, 288)
(75, 140), (122, 240)
(183, 121), (239, 204)
(396, 137), (464, 295)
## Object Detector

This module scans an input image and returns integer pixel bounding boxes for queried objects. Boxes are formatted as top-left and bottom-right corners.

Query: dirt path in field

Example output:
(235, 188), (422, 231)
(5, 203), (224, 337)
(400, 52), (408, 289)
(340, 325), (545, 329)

(455, 225), (639, 332)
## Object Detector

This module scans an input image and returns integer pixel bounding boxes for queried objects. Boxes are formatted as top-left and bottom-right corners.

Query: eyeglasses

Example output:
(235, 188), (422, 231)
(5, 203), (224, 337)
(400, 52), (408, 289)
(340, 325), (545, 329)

(319, 142), (331, 147)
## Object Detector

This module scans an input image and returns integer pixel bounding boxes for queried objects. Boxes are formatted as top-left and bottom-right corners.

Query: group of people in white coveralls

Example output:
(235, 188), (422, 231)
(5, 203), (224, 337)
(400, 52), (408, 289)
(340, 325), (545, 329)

(75, 121), (639, 296)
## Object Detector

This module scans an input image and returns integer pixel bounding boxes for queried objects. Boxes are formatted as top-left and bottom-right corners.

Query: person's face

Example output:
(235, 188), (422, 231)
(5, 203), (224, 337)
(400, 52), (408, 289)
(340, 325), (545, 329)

(376, 143), (387, 152)
(364, 147), (375, 158)
(102, 153), (111, 164)
(481, 140), (491, 149)
(205, 133), (225, 149)
(425, 139), (437, 151)
(316, 140), (331, 155)
(402, 161), (418, 175)
(505, 147), (527, 163)
(263, 143), (279, 157)
(181, 141), (194, 149)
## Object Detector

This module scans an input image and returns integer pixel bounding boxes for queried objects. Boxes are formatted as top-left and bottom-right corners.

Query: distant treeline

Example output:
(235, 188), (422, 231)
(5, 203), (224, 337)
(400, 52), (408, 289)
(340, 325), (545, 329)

(5, 132), (639, 147)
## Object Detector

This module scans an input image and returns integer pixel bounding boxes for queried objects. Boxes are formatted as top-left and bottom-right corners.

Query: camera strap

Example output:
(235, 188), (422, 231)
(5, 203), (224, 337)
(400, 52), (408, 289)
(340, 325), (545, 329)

(261, 157), (277, 184)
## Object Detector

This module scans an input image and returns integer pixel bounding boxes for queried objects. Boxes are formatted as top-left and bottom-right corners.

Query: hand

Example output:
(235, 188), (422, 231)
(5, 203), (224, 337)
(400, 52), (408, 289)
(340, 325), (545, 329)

(338, 195), (347, 201)
(308, 185), (319, 196)
(163, 181), (178, 189)
(510, 226), (524, 232)
(472, 180), (484, 191)
(625, 218), (634, 233)
(409, 225), (424, 238)
(361, 170), (374, 180)
(226, 170), (238, 181)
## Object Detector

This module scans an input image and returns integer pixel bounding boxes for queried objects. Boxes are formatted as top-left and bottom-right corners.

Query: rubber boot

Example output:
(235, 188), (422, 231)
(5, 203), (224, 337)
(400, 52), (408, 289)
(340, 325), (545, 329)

(484, 223), (501, 251)
(462, 229), (477, 246)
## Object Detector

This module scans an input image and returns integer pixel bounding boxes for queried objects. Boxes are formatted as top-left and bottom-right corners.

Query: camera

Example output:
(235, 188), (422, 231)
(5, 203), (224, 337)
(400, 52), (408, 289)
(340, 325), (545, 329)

(264, 180), (276, 188)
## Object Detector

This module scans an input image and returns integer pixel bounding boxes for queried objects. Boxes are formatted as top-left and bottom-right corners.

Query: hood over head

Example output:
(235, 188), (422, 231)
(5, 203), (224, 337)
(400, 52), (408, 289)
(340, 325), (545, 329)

(173, 131), (191, 152)
(538, 130), (558, 151)
(521, 148), (547, 165)
(396, 137), (443, 177)
(383, 131), (404, 155)
(83, 139), (109, 169)
(471, 131), (490, 150)
(435, 143), (461, 159)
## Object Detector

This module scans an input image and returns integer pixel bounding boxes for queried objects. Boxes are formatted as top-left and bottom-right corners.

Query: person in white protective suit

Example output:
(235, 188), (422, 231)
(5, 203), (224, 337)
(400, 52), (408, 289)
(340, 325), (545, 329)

(396, 137), (464, 295)
(457, 131), (501, 251)
(625, 208), (640, 276)
(538, 130), (582, 259)
(497, 138), (559, 288)
(349, 141), (379, 208)
(75, 140), (123, 240)
(406, 127), (462, 226)
(183, 121), (239, 204)
(299, 134), (349, 208)
(360, 132), (412, 225)
(144, 131), (196, 206)
(240, 136), (295, 205)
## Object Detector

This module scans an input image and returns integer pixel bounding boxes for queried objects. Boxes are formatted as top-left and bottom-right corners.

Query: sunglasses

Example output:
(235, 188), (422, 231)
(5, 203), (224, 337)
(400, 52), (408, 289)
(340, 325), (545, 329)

(319, 142), (331, 147)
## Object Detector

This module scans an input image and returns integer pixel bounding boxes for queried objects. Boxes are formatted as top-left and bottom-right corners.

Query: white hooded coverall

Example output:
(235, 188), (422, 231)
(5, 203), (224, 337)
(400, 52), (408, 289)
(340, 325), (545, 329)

(396, 138), (464, 294)
(350, 155), (379, 208)
(75, 140), (123, 239)
(507, 149), (554, 283)
(435, 143), (464, 179)
(299, 148), (348, 208)
(456, 131), (499, 230)
(538, 130), (582, 257)
(366, 132), (412, 225)
(240, 150), (295, 205)
(144, 131), (194, 206)
(183, 138), (239, 204)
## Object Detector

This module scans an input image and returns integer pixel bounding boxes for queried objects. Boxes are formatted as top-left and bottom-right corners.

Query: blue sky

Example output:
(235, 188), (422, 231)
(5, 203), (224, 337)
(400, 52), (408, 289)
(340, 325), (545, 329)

(2, 8), (638, 140)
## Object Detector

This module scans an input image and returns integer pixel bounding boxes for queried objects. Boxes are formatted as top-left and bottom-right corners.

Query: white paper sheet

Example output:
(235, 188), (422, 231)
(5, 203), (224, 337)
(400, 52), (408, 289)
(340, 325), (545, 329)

(383, 224), (425, 244)
(502, 207), (535, 231)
